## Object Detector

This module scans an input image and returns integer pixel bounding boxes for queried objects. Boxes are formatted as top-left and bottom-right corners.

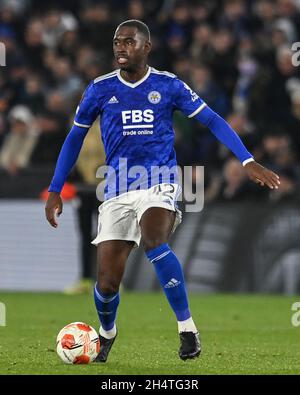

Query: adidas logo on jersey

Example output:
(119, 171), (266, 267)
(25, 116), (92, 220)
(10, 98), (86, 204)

(108, 96), (119, 104)
(164, 278), (181, 288)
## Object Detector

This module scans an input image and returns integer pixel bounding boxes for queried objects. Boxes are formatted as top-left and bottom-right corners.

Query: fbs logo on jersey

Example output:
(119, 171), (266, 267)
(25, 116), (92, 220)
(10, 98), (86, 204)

(121, 109), (154, 125)
(121, 109), (154, 135)
(108, 96), (119, 104)
(148, 91), (161, 104)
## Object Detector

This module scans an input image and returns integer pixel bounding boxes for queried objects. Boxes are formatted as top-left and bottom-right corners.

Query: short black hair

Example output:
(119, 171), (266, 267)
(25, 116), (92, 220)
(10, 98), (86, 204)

(116, 19), (151, 41)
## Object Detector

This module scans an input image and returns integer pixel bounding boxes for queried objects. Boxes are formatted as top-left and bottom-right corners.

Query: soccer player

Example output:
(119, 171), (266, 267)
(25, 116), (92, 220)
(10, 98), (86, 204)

(45, 20), (280, 362)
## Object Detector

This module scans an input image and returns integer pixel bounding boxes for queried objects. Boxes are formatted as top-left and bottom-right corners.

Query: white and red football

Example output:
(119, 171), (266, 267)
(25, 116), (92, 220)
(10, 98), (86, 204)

(56, 322), (100, 364)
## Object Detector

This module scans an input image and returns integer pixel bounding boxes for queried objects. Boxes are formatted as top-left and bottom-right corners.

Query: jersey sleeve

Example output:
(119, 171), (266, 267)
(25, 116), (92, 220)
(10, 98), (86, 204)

(74, 82), (100, 128)
(172, 77), (207, 118)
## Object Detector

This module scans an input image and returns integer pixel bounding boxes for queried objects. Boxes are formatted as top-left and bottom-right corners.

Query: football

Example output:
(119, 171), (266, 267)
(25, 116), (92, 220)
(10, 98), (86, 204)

(56, 322), (100, 364)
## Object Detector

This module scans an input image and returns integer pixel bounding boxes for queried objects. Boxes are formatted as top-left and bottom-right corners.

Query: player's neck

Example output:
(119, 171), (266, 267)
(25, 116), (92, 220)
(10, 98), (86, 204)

(120, 64), (149, 83)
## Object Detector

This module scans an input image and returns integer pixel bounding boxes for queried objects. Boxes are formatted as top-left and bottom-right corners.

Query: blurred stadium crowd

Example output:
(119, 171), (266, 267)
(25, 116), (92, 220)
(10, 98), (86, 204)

(1, 0), (300, 202)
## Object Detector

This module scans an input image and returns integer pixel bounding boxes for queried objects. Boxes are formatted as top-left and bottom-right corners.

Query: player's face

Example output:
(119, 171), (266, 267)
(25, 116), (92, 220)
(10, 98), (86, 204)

(113, 26), (151, 71)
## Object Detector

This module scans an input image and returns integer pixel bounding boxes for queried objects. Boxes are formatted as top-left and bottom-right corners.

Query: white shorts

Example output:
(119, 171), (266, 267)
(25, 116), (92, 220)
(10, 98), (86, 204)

(91, 183), (182, 248)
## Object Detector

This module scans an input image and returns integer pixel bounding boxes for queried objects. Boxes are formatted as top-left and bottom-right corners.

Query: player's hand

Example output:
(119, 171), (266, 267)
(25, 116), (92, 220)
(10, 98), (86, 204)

(45, 192), (63, 228)
(244, 161), (280, 189)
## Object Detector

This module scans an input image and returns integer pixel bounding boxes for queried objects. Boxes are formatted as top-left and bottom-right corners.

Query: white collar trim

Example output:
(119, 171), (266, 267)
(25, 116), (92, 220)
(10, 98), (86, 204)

(117, 66), (151, 88)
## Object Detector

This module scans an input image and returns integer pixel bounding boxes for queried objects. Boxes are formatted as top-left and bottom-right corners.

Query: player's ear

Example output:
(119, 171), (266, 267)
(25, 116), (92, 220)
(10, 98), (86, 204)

(144, 40), (152, 55)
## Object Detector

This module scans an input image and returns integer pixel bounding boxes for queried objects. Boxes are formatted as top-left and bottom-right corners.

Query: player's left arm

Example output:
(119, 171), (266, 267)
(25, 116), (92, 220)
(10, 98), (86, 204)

(194, 106), (280, 190)
(172, 77), (280, 190)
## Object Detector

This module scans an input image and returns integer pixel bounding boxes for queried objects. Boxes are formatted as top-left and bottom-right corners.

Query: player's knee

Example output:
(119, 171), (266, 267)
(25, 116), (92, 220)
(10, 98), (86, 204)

(97, 277), (119, 295)
(143, 238), (167, 253)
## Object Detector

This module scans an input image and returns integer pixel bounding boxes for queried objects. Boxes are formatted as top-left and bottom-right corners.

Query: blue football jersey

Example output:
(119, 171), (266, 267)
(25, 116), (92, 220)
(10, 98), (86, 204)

(74, 67), (207, 199)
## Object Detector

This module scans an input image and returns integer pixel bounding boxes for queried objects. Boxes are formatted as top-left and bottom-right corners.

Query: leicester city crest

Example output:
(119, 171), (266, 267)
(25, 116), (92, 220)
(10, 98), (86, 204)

(148, 91), (161, 104)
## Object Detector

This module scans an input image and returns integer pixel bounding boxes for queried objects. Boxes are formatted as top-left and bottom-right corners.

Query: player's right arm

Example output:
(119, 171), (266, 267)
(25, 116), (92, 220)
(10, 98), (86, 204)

(45, 82), (100, 228)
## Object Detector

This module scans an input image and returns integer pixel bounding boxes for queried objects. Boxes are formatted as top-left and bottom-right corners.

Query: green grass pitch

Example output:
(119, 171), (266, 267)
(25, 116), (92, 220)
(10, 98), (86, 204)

(0, 292), (299, 375)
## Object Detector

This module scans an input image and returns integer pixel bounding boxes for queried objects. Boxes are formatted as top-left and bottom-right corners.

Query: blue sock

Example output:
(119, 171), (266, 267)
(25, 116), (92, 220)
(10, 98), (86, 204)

(146, 243), (191, 321)
(94, 284), (120, 331)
